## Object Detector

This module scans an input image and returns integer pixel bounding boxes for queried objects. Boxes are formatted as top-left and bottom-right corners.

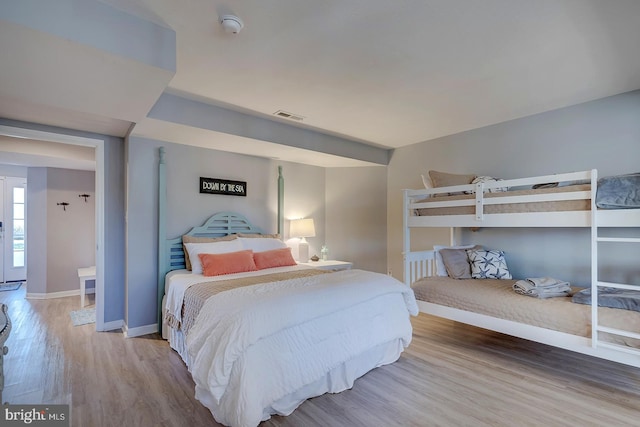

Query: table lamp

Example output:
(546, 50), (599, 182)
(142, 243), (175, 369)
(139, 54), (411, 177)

(289, 218), (315, 262)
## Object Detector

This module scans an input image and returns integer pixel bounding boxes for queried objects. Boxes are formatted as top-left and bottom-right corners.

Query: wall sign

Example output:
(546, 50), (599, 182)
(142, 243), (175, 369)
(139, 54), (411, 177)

(200, 177), (247, 197)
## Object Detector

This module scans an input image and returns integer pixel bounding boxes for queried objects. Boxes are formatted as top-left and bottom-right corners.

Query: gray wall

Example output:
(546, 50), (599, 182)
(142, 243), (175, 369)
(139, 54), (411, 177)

(326, 167), (388, 273)
(388, 90), (640, 286)
(0, 118), (125, 324)
(103, 133), (126, 323)
(279, 161), (326, 260)
(0, 165), (27, 177)
(125, 137), (329, 329)
(26, 168), (95, 293)
(7, 165), (98, 294)
(26, 167), (47, 293)
(47, 168), (95, 292)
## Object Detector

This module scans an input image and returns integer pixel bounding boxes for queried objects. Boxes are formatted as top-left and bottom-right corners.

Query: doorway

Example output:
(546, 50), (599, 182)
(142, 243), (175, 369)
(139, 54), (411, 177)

(0, 125), (106, 331)
(1, 177), (27, 283)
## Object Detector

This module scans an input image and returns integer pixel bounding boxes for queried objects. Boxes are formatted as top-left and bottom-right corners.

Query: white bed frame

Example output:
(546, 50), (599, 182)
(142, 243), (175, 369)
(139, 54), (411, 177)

(403, 169), (640, 368)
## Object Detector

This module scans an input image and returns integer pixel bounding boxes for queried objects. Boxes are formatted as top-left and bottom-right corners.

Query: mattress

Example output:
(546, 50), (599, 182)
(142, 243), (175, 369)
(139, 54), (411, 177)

(415, 184), (591, 216)
(411, 276), (640, 347)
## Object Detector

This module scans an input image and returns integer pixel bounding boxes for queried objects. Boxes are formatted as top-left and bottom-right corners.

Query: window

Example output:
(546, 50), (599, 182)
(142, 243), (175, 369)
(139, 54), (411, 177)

(13, 187), (25, 268)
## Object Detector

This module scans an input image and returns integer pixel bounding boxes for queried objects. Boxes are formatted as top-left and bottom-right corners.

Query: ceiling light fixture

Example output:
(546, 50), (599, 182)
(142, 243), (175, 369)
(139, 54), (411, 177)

(220, 15), (243, 34)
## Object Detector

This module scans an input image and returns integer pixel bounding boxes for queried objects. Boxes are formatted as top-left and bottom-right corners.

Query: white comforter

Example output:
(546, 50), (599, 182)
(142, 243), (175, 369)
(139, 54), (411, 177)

(164, 264), (314, 330)
(185, 269), (418, 427)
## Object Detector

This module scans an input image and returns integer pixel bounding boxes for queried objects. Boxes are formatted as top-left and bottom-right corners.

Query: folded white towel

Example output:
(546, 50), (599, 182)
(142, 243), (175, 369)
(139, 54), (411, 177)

(524, 277), (570, 288)
(513, 277), (571, 299)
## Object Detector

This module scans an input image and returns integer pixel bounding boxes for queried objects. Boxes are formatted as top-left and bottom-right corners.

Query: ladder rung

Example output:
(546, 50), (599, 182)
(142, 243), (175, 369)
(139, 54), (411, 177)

(597, 281), (640, 291)
(597, 325), (640, 341)
(596, 341), (640, 356)
(597, 237), (640, 243)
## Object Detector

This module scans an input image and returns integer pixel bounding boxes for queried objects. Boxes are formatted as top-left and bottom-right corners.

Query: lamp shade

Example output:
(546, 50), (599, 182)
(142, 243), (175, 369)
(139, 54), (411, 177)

(289, 218), (315, 239)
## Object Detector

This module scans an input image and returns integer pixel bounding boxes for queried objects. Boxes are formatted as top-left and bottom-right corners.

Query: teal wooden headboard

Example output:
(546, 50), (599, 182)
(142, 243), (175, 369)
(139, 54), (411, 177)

(157, 147), (284, 329)
(161, 211), (263, 275)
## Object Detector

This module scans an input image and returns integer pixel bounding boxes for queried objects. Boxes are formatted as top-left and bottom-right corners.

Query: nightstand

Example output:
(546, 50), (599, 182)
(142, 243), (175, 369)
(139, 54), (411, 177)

(298, 260), (353, 271)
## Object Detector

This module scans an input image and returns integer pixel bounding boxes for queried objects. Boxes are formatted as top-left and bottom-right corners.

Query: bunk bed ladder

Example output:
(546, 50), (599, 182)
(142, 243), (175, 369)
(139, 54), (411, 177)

(592, 168), (640, 357)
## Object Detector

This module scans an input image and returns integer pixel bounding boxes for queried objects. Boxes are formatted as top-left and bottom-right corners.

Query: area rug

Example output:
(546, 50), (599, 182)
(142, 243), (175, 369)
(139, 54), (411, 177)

(0, 281), (23, 292)
(70, 307), (96, 326)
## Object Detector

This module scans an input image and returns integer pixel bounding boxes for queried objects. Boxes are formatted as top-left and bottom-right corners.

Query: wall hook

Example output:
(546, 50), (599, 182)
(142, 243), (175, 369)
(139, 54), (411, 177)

(79, 193), (90, 202)
(57, 202), (69, 211)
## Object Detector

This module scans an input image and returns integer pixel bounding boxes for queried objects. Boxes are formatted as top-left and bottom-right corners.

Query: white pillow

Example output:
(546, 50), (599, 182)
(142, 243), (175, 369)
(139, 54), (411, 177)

(421, 174), (433, 199)
(434, 244), (477, 277)
(185, 239), (244, 274)
(238, 237), (287, 253)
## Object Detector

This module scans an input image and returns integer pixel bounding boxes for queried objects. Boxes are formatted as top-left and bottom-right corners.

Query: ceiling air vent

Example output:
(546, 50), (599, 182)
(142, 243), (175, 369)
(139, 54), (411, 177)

(273, 110), (304, 121)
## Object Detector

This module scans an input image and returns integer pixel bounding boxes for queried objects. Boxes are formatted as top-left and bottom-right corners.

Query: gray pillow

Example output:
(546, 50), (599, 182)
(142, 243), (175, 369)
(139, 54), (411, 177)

(439, 245), (482, 279)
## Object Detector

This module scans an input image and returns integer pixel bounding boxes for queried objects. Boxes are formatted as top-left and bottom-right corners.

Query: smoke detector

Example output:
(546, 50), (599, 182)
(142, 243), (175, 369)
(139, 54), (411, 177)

(220, 15), (243, 34)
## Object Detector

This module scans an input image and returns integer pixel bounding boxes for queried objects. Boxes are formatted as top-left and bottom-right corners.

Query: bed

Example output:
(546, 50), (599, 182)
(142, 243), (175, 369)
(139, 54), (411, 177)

(403, 169), (640, 367)
(156, 151), (417, 427)
(411, 276), (640, 349)
(407, 170), (640, 227)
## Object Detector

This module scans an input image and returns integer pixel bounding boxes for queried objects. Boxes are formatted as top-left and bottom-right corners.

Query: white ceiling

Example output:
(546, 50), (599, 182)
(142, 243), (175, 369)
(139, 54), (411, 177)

(0, 135), (96, 171)
(2, 0), (640, 168)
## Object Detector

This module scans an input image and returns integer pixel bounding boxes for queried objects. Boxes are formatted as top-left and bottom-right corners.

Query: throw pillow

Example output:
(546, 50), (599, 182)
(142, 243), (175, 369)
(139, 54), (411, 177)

(182, 234), (238, 270)
(434, 244), (477, 277)
(253, 247), (297, 270)
(467, 249), (512, 279)
(471, 176), (508, 193)
(429, 170), (476, 196)
(439, 245), (482, 279)
(238, 237), (287, 253)
(428, 170), (476, 188)
(184, 239), (244, 274)
(237, 233), (281, 239)
(420, 174), (434, 199)
(199, 250), (257, 276)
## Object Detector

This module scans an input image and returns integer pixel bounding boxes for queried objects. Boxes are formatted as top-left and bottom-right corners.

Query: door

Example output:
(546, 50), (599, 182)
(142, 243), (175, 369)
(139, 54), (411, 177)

(3, 177), (27, 283)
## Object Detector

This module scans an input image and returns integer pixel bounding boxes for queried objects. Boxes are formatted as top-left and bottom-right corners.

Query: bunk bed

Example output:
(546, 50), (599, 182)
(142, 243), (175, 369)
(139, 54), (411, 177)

(403, 169), (640, 367)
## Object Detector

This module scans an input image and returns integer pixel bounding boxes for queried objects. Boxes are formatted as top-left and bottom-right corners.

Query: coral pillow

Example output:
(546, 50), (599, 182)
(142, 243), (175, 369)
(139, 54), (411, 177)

(198, 250), (257, 276)
(185, 239), (244, 274)
(253, 247), (297, 270)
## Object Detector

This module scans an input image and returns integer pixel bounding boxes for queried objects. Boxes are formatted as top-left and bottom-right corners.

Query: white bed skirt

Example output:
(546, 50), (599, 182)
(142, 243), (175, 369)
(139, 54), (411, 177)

(165, 319), (405, 425)
(200, 338), (405, 425)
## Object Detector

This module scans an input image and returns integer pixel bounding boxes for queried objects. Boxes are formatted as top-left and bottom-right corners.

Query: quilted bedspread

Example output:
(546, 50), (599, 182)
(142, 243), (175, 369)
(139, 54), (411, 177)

(412, 276), (640, 346)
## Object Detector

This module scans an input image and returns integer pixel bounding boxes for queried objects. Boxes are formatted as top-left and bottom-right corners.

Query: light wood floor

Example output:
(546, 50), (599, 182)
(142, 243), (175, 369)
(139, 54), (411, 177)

(2, 285), (639, 427)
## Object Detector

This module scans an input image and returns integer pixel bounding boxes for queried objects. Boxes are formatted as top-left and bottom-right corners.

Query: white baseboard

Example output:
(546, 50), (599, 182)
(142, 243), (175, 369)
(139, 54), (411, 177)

(101, 319), (124, 332)
(26, 288), (95, 299)
(123, 323), (158, 338)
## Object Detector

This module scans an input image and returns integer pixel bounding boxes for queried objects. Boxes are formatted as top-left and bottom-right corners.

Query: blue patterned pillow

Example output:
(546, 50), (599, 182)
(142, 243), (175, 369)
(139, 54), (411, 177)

(471, 176), (508, 193)
(466, 249), (512, 279)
